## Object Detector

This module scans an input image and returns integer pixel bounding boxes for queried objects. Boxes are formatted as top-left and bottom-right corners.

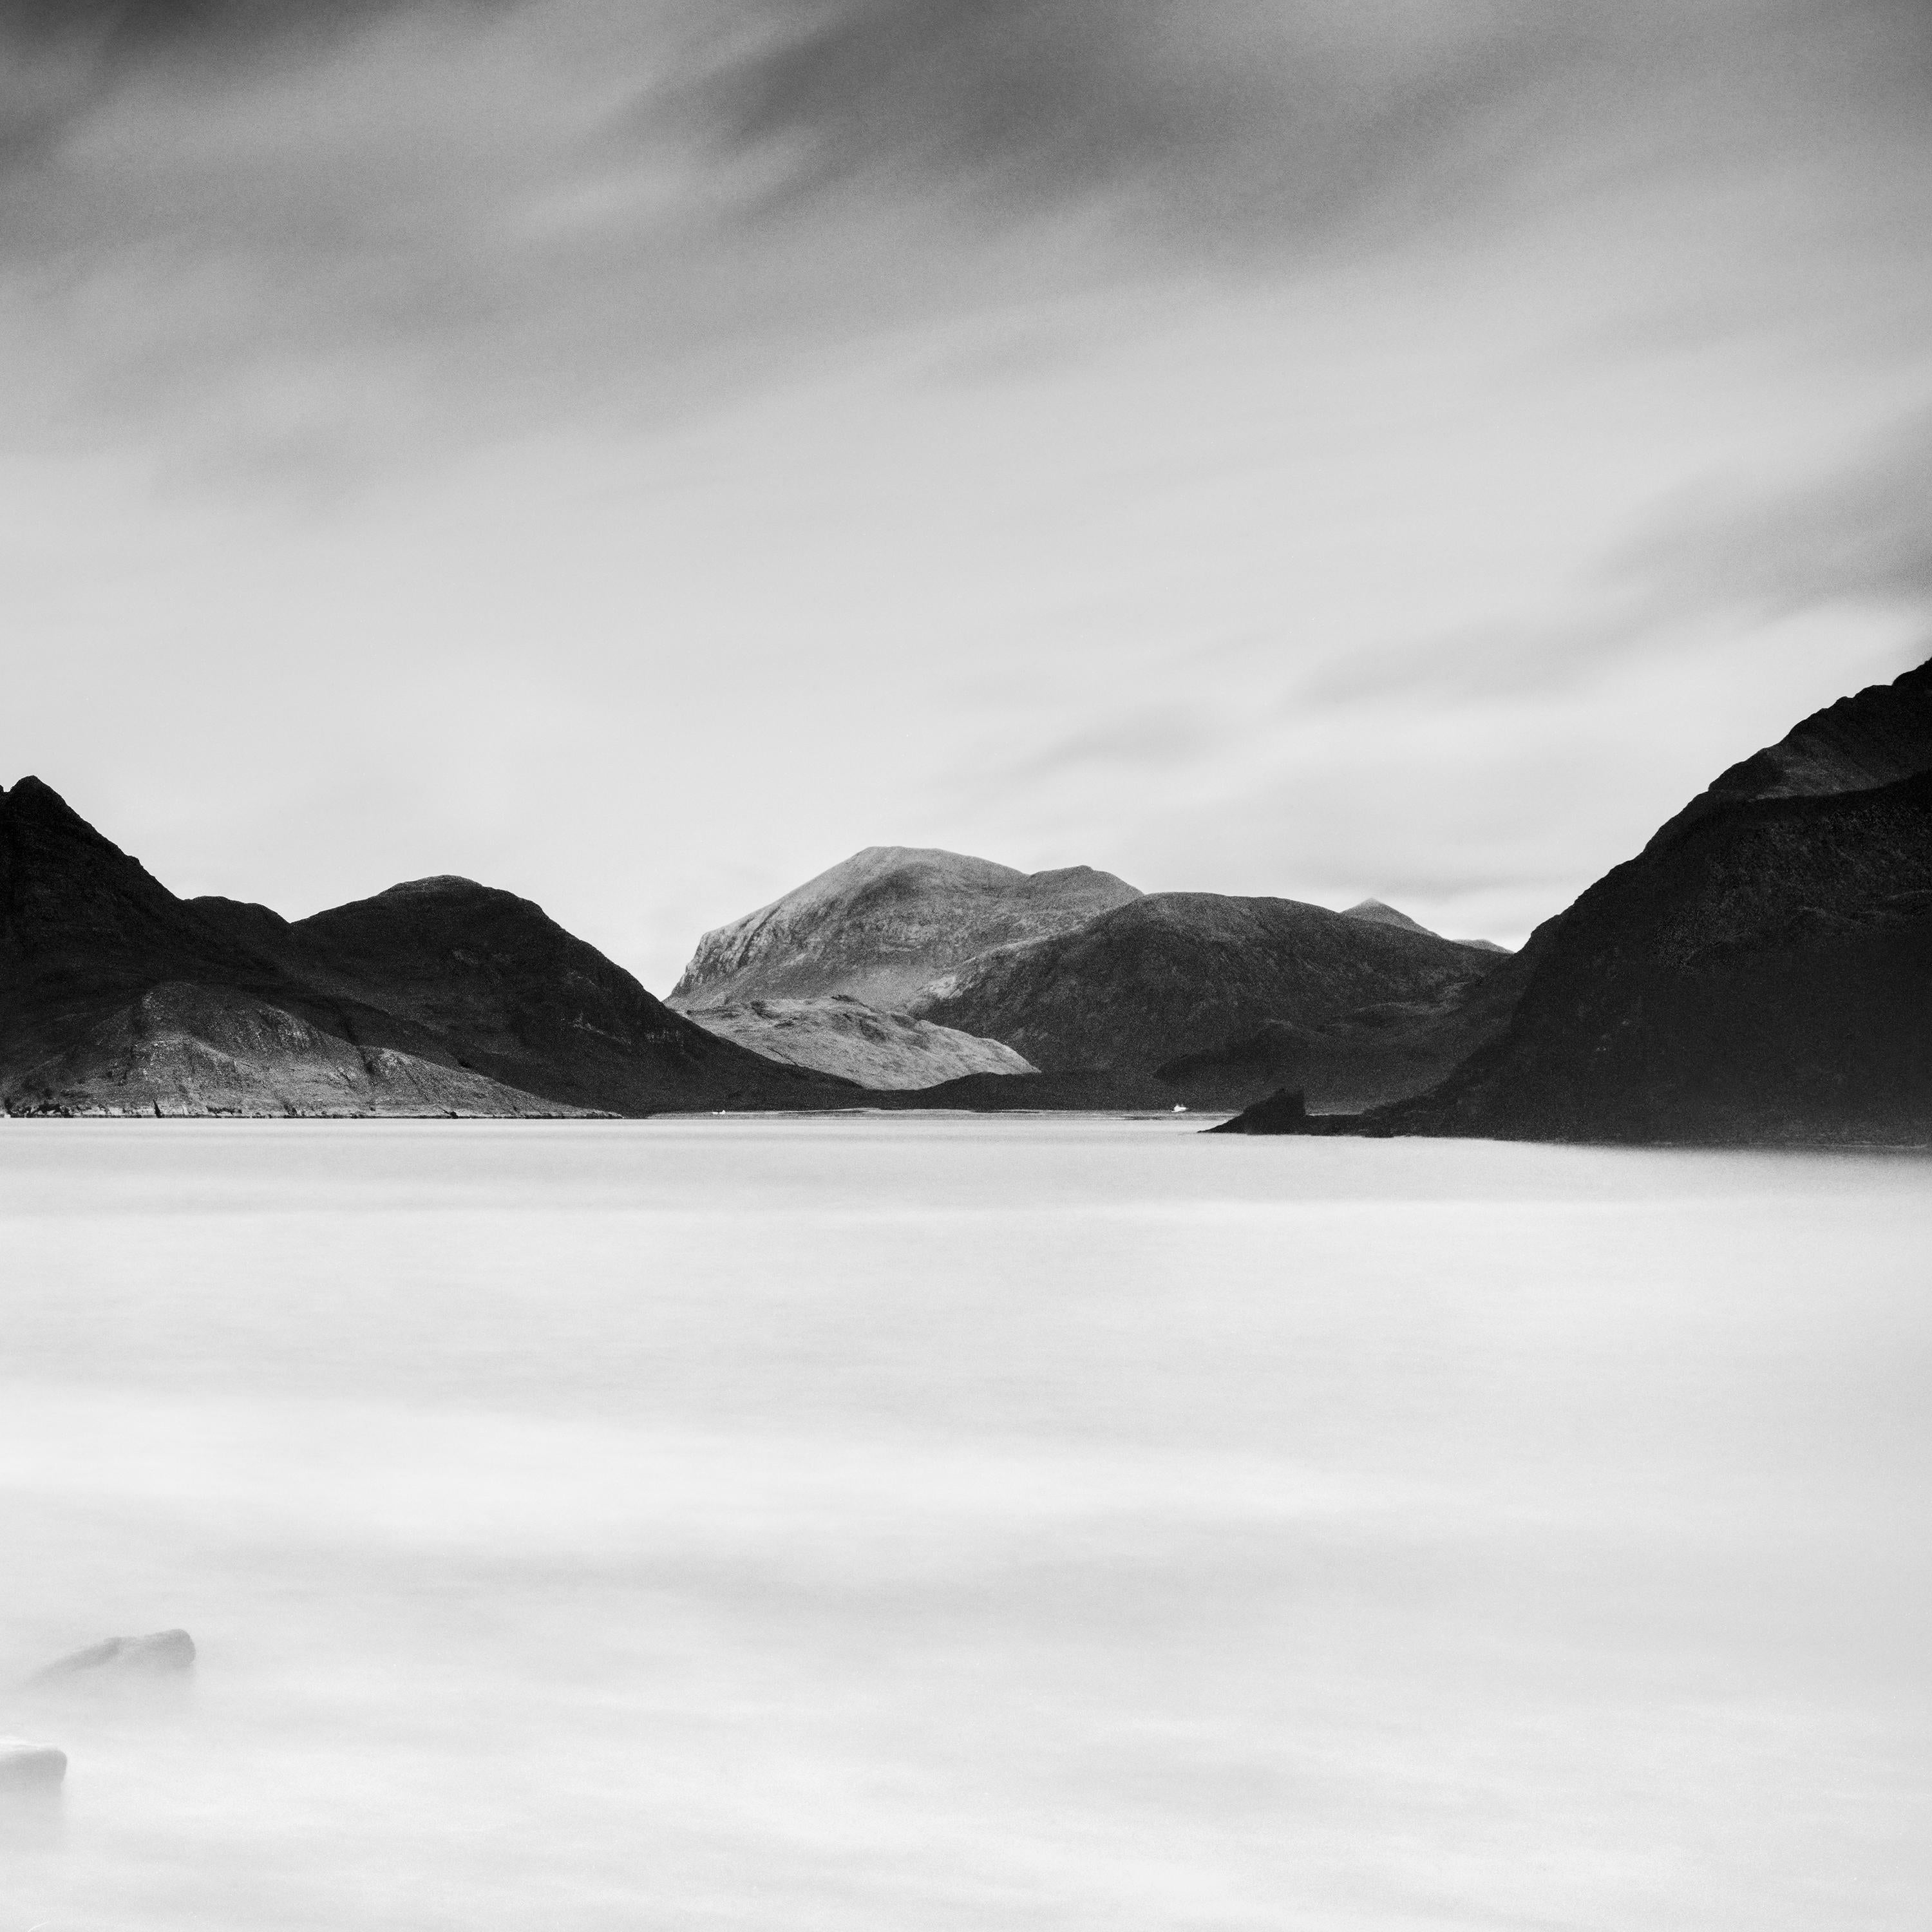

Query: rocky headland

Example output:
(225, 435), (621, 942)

(1215, 659), (1932, 1144)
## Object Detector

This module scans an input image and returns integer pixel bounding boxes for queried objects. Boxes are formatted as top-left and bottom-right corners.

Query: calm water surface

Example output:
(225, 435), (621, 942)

(0, 1117), (1927, 1930)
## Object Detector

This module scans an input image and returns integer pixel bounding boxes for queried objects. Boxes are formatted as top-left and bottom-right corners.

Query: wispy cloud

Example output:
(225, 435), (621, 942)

(1624, 409), (1932, 615)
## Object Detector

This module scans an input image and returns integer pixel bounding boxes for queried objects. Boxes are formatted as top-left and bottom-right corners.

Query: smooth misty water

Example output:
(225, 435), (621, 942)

(0, 1119), (1927, 1932)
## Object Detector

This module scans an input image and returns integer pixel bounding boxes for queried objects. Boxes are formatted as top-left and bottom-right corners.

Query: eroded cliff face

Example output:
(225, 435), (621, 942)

(670, 846), (1143, 1009)
(1352, 659), (1932, 1145)
(0, 779), (856, 1117)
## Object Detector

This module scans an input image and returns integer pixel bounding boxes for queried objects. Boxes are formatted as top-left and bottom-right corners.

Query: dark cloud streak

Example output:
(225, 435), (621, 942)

(1, 0), (460, 56)
(1, 0), (1927, 495)
(695, 0), (1932, 248)
(699, 0), (1554, 243)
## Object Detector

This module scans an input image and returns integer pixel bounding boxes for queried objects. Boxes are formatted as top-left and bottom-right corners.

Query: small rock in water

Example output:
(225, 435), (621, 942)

(0, 1738), (67, 1791)
(32, 1628), (196, 1681)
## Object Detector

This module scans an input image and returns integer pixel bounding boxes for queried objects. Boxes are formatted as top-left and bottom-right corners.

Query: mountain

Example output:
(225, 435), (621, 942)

(1182, 916), (1550, 1112)
(671, 846), (1143, 1009)
(0, 778), (857, 1117)
(1340, 897), (1434, 935)
(1644, 659), (1932, 848)
(676, 848), (1519, 1110)
(1343, 896), (1510, 953)
(1225, 659), (1932, 1144)
(679, 994), (1037, 1090)
(261, 876), (855, 1115)
(910, 891), (1505, 1104)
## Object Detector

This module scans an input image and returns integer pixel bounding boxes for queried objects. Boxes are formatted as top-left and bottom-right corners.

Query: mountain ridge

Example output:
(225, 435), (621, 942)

(909, 889), (1506, 1104)
(671, 845), (1143, 1009)
(0, 779), (860, 1117)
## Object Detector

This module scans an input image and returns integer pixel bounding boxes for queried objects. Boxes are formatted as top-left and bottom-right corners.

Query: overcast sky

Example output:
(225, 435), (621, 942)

(3, 0), (1928, 987)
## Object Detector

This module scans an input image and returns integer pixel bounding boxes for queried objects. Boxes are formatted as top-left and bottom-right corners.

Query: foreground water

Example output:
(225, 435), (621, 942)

(0, 1118), (1927, 1930)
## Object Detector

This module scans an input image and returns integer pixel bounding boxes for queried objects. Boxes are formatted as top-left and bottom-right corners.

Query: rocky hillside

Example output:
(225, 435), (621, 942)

(5, 982), (602, 1117)
(1643, 657), (1932, 848)
(1145, 939), (1540, 1112)
(677, 849), (1519, 1110)
(672, 846), (1142, 1008)
(1224, 659), (1932, 1144)
(0, 778), (857, 1117)
(680, 994), (1036, 1090)
(911, 891), (1504, 1100)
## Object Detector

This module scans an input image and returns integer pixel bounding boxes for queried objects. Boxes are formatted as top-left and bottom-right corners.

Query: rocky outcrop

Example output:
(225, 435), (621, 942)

(911, 891), (1506, 1095)
(0, 1739), (66, 1790)
(31, 1629), (196, 1680)
(0, 779), (860, 1117)
(672, 846), (1142, 1008)
(1352, 659), (1932, 1145)
(679, 994), (1036, 1089)
(1206, 1087), (1323, 1135)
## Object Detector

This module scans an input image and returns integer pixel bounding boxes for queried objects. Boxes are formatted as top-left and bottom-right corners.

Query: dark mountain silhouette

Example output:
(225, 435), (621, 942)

(270, 877), (855, 1115)
(672, 846), (1142, 1008)
(0, 778), (857, 1117)
(1221, 659), (1932, 1144)
(1144, 918), (1548, 1112)
(1206, 1086), (1319, 1135)
(1644, 659), (1932, 849)
(910, 891), (1504, 1104)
